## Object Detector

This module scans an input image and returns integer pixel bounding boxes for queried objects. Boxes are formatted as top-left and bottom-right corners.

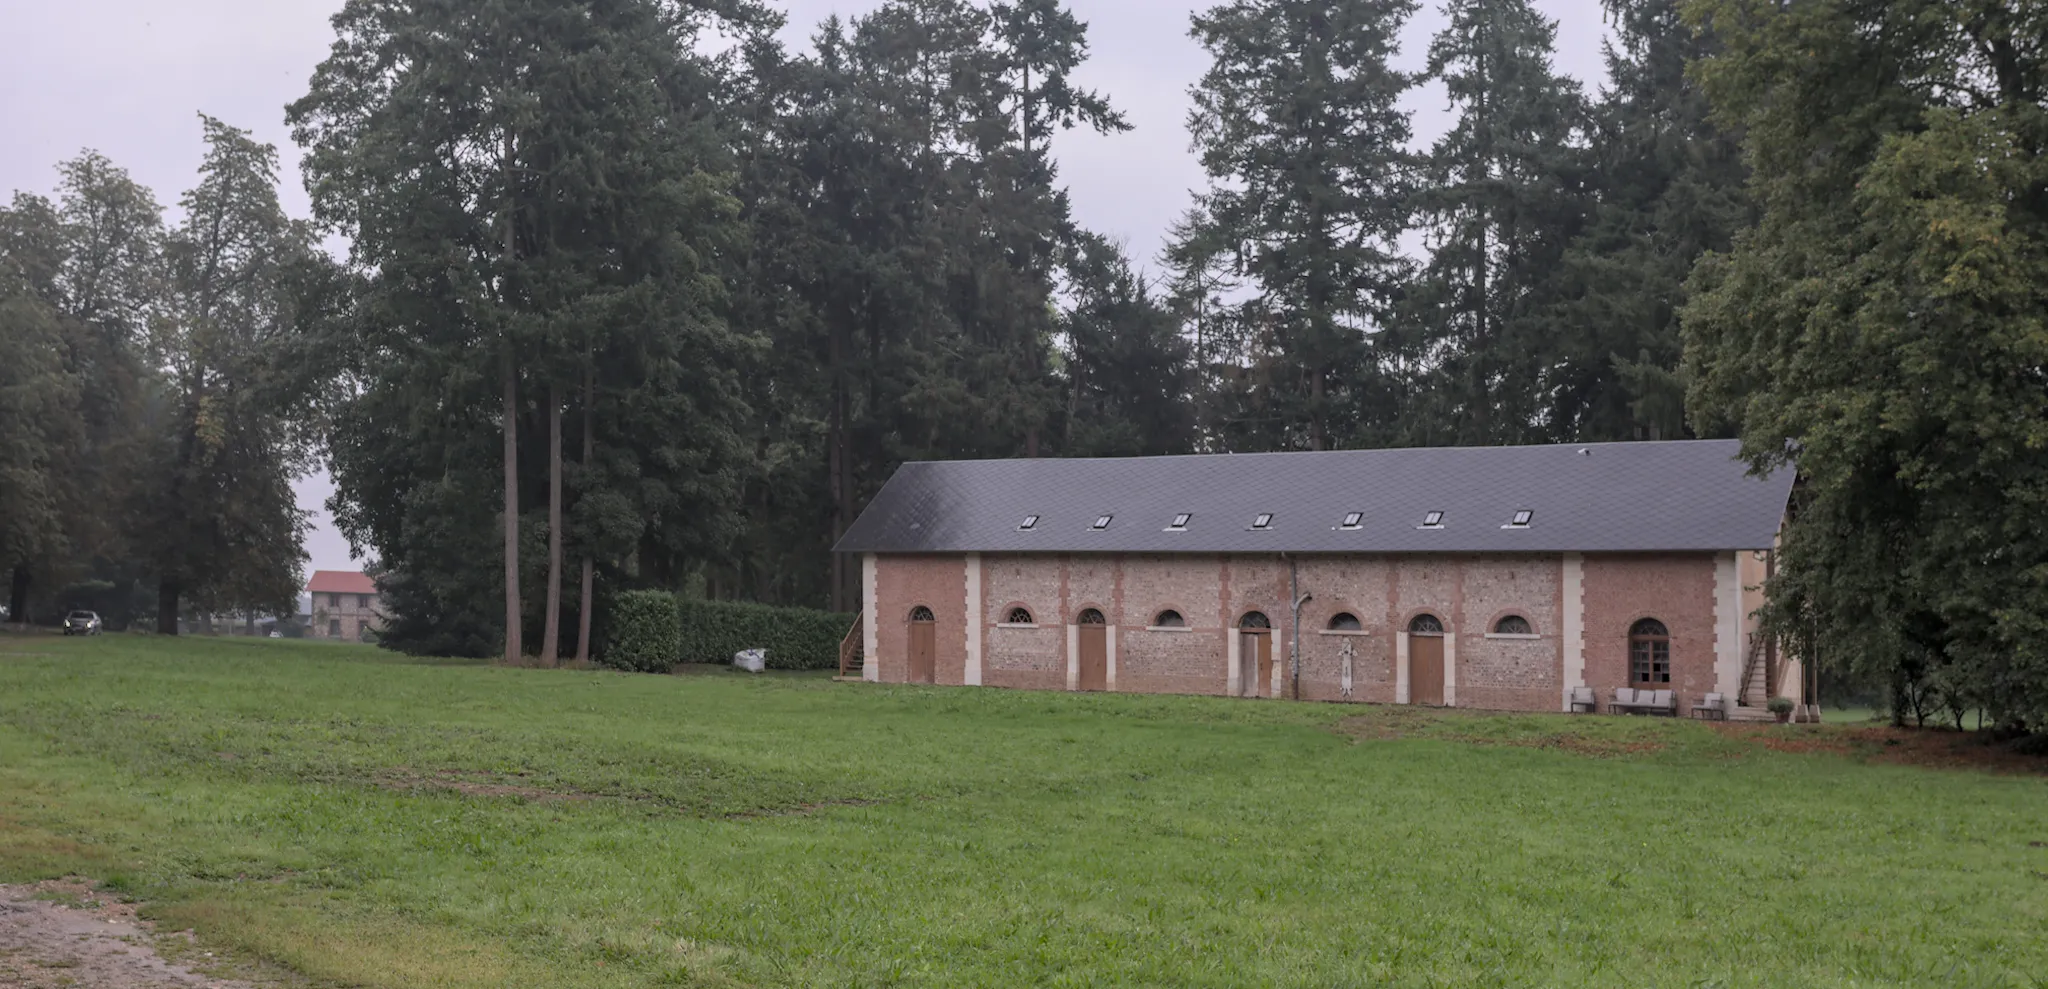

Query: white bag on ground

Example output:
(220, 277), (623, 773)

(733, 648), (767, 673)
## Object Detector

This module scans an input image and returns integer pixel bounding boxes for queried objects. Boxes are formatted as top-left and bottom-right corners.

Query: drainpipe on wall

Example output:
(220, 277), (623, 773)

(1287, 555), (1311, 701)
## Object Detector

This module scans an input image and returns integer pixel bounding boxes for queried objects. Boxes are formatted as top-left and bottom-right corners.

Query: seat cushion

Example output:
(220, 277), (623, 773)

(1652, 690), (1673, 707)
(1615, 688), (1637, 705)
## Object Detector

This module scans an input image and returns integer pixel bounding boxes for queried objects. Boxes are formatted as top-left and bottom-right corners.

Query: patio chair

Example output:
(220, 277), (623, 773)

(1569, 686), (1596, 713)
(1692, 693), (1727, 720)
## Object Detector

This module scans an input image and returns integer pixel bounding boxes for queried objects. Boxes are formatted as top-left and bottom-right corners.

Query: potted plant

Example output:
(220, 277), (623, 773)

(1767, 697), (1795, 724)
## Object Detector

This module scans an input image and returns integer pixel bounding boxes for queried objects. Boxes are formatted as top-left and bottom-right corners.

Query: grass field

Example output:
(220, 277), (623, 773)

(2, 634), (2044, 988)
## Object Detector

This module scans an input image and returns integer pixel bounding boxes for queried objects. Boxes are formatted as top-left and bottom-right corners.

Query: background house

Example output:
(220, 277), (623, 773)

(307, 571), (382, 642)
(836, 440), (1796, 716)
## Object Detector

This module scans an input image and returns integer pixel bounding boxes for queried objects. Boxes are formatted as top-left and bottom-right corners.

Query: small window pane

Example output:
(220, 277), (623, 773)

(1631, 638), (1671, 685)
(1407, 614), (1444, 634)
(1328, 612), (1363, 631)
(1005, 607), (1033, 625)
(1239, 611), (1271, 629)
(1078, 608), (1106, 625)
(1494, 615), (1532, 635)
(1153, 610), (1185, 628)
(909, 606), (936, 622)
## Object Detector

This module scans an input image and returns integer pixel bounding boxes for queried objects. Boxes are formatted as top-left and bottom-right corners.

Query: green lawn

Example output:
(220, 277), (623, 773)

(1, 635), (2043, 988)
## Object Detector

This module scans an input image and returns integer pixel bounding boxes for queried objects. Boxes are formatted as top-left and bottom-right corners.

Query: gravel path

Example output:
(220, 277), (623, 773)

(0, 881), (262, 989)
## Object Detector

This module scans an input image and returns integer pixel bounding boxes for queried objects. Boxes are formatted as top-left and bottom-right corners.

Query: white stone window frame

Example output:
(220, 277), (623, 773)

(1484, 631), (1543, 640)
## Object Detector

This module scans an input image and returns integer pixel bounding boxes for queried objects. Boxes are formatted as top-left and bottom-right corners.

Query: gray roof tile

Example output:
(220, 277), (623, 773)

(835, 439), (1792, 555)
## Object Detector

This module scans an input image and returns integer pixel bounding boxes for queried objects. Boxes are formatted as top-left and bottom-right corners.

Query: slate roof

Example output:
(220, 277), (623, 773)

(834, 440), (1792, 555)
(307, 570), (378, 595)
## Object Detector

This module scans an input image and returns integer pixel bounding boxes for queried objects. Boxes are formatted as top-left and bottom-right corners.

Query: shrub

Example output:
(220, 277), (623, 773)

(1767, 696), (1796, 715)
(606, 590), (683, 673)
(676, 598), (857, 670)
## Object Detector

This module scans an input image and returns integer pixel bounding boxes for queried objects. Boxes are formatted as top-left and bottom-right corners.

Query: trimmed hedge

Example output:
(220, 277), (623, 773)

(677, 598), (856, 670)
(601, 593), (856, 672)
(606, 590), (683, 673)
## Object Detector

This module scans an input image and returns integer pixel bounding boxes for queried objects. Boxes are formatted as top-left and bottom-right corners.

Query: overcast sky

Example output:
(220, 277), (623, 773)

(1, 0), (1614, 576)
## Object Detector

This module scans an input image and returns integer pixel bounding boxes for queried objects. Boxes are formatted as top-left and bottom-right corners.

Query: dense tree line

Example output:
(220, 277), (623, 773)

(1683, 0), (2048, 732)
(0, 124), (339, 633)
(3, 0), (2042, 732)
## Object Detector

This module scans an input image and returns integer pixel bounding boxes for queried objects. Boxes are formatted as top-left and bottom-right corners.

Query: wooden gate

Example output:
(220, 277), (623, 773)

(908, 606), (936, 684)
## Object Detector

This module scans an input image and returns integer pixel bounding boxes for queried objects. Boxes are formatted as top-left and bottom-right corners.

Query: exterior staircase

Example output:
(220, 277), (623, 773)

(1727, 633), (1779, 721)
(836, 614), (865, 681)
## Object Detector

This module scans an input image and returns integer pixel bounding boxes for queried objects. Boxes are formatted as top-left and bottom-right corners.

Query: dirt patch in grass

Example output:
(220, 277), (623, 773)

(721, 798), (879, 821)
(0, 878), (270, 988)
(1712, 723), (2048, 775)
(373, 768), (599, 803)
(1335, 707), (1670, 758)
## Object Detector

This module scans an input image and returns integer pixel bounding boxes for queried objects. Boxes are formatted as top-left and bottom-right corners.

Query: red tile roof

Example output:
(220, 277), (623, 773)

(307, 570), (377, 595)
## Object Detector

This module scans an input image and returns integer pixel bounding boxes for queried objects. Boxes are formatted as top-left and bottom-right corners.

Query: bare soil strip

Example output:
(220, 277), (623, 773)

(0, 880), (264, 989)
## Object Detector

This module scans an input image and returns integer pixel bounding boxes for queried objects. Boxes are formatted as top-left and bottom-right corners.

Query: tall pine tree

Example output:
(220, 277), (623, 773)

(1408, 0), (1587, 445)
(1171, 0), (1418, 452)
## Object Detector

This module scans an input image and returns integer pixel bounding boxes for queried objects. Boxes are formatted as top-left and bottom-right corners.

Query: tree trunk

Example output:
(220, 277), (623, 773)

(541, 382), (563, 666)
(1310, 372), (1326, 451)
(500, 130), (523, 664)
(156, 578), (180, 635)
(7, 565), (28, 626)
(829, 318), (849, 614)
(576, 364), (595, 666)
(502, 348), (522, 662)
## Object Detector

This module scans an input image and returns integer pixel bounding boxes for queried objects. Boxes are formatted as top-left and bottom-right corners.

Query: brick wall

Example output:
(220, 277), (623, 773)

(1294, 558), (1396, 703)
(981, 555), (1066, 690)
(1117, 554), (1226, 694)
(1581, 554), (1718, 714)
(873, 555), (968, 684)
(1455, 555), (1563, 711)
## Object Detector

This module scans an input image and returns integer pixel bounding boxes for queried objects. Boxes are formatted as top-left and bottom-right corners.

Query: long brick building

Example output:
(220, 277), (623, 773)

(834, 440), (1796, 716)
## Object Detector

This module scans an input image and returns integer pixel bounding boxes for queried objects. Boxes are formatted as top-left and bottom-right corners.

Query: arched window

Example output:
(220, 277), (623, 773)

(909, 605), (935, 623)
(1630, 618), (1671, 685)
(1327, 612), (1363, 631)
(1493, 615), (1533, 635)
(1238, 611), (1271, 629)
(1152, 610), (1185, 628)
(1407, 613), (1444, 635)
(1077, 608), (1106, 625)
(1005, 606), (1033, 625)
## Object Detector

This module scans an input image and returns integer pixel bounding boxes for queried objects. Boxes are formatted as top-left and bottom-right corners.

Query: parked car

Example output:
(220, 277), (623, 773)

(62, 610), (102, 636)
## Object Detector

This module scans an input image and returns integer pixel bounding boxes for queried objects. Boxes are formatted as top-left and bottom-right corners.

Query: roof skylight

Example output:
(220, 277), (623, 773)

(1019, 515), (1040, 531)
(1166, 513), (1192, 531)
(1505, 510), (1534, 529)
(1092, 515), (1113, 530)
(1341, 512), (1364, 530)
(1420, 511), (1445, 528)
(1251, 513), (1274, 530)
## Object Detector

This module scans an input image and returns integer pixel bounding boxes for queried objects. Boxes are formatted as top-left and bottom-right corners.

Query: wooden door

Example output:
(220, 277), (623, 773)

(1238, 631), (1272, 698)
(1078, 624), (1108, 692)
(1409, 634), (1444, 706)
(909, 618), (936, 684)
